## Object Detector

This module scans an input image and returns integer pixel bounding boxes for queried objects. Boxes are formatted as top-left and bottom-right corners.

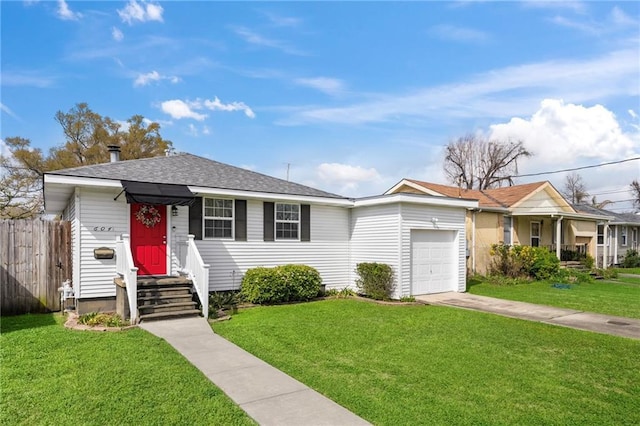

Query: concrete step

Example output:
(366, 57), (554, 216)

(139, 301), (198, 314)
(139, 309), (201, 322)
(138, 276), (192, 287)
(138, 294), (194, 306)
(137, 286), (192, 298)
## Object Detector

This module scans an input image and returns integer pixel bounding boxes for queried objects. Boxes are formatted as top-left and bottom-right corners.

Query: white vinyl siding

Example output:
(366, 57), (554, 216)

(350, 204), (401, 293)
(170, 205), (189, 275)
(399, 204), (466, 296)
(62, 189), (79, 291)
(350, 202), (467, 298)
(76, 187), (129, 298)
(196, 201), (350, 291)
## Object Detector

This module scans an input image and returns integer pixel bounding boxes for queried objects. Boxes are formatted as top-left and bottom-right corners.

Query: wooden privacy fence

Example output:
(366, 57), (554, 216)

(1, 219), (71, 315)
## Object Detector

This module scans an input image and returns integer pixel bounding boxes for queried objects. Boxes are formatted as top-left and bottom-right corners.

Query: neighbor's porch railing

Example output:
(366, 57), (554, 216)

(545, 244), (588, 261)
(115, 234), (139, 323)
(183, 234), (210, 319)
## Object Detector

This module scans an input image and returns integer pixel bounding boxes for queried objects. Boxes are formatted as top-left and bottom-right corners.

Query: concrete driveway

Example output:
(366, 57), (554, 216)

(416, 292), (640, 340)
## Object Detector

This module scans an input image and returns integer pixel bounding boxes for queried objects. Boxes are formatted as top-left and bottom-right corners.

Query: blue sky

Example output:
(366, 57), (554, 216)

(2, 1), (639, 210)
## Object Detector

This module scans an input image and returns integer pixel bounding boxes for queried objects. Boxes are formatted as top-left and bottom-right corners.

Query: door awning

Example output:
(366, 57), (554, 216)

(120, 180), (195, 206)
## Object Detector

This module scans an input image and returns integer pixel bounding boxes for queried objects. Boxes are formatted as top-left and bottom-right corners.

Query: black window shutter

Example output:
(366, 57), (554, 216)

(301, 204), (310, 241)
(188, 197), (203, 240)
(263, 202), (274, 241)
(235, 200), (247, 241)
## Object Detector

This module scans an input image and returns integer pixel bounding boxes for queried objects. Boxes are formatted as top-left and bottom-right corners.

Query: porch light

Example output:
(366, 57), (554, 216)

(171, 205), (179, 217)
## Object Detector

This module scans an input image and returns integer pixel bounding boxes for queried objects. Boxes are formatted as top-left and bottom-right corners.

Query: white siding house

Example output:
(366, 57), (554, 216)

(43, 151), (476, 316)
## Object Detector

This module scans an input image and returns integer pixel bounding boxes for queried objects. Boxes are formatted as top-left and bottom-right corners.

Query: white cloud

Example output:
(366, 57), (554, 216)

(429, 24), (490, 43)
(489, 99), (640, 210)
(294, 77), (345, 96)
(0, 103), (20, 120)
(316, 163), (380, 192)
(490, 99), (637, 164)
(201, 97), (255, 118)
(160, 100), (207, 121)
(1, 70), (54, 88)
(133, 70), (180, 87)
(629, 110), (638, 119)
(118, 0), (164, 25)
(202, 125), (211, 135)
(281, 48), (639, 126)
(112, 27), (124, 42)
(550, 5), (638, 35)
(56, 0), (81, 21)
(232, 26), (306, 56)
(160, 97), (255, 121)
(0, 139), (12, 157)
(264, 11), (302, 27)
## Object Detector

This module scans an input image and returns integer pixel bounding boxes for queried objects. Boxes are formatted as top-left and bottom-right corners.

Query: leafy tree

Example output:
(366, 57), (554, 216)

(631, 180), (640, 212)
(443, 134), (532, 190)
(561, 172), (589, 204)
(0, 103), (172, 219)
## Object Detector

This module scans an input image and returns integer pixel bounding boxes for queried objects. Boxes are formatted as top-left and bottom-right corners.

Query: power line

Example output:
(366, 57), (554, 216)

(514, 157), (640, 178)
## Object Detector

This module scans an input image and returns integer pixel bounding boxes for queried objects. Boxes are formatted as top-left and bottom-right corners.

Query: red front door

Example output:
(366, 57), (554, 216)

(130, 203), (167, 276)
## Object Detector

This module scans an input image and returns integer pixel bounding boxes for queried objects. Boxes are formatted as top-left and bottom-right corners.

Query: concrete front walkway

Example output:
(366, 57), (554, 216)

(140, 317), (370, 426)
(416, 292), (640, 340)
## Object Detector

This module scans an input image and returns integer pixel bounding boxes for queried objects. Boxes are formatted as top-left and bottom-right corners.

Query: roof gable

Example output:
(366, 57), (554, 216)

(47, 153), (345, 199)
(390, 179), (576, 212)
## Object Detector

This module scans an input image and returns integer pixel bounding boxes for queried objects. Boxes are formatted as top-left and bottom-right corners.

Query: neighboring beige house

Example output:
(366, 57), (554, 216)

(386, 179), (612, 273)
(573, 204), (640, 266)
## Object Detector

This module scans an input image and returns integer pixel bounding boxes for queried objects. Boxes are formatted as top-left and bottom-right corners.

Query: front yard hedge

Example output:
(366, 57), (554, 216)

(240, 264), (322, 304)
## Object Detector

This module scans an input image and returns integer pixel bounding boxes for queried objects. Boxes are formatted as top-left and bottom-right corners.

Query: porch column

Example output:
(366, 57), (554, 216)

(602, 224), (608, 269)
(471, 211), (476, 273)
(555, 217), (562, 260)
(613, 226), (618, 264)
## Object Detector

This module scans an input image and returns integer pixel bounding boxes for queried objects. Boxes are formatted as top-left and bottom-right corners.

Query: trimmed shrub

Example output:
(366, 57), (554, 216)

(240, 264), (322, 304)
(355, 262), (395, 300)
(622, 249), (640, 268)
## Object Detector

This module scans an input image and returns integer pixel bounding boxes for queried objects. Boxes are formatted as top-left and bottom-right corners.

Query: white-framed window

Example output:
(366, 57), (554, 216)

(204, 198), (233, 239)
(275, 203), (299, 240)
(503, 216), (512, 245)
(620, 226), (627, 246)
(530, 221), (540, 247)
(632, 228), (638, 248)
(597, 224), (604, 245)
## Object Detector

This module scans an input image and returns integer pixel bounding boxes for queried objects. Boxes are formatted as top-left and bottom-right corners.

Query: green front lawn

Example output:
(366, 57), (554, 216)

(0, 314), (254, 425)
(468, 277), (640, 318)
(214, 299), (640, 425)
(614, 267), (640, 275)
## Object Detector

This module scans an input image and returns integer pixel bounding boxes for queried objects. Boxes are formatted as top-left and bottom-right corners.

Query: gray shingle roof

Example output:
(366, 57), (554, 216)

(573, 204), (640, 224)
(48, 153), (346, 199)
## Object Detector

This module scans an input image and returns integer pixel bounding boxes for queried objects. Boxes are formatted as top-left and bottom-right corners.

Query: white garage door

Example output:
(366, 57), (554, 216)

(411, 230), (457, 295)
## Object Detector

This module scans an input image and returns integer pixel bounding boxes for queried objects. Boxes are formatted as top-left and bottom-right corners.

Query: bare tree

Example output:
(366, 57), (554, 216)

(561, 172), (589, 204)
(631, 180), (640, 212)
(591, 196), (613, 209)
(443, 134), (532, 190)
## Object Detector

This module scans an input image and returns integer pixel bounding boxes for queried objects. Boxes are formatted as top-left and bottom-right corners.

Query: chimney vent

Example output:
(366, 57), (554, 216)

(107, 145), (121, 162)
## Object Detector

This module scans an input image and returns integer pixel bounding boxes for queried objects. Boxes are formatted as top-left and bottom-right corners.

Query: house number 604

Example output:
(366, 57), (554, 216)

(93, 226), (114, 232)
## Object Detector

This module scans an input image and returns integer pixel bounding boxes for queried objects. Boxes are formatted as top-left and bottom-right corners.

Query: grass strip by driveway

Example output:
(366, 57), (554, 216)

(1, 314), (254, 426)
(468, 278), (640, 318)
(214, 299), (640, 426)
